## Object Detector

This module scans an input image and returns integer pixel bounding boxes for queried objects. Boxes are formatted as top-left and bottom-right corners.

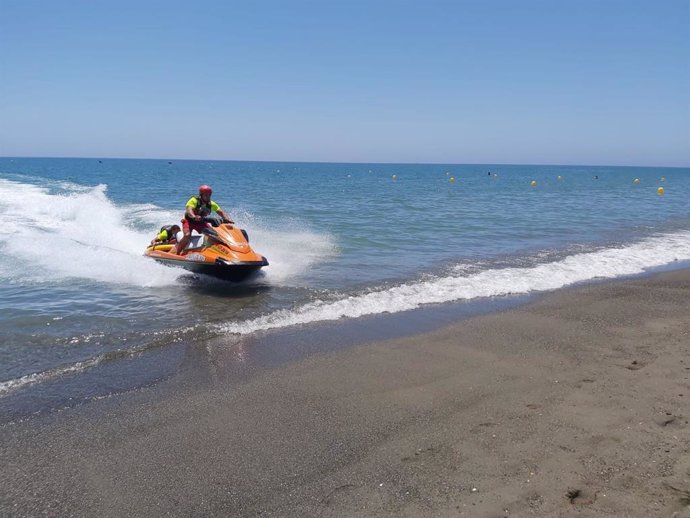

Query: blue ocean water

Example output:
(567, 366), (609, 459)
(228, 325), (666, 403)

(1, 157), (689, 398)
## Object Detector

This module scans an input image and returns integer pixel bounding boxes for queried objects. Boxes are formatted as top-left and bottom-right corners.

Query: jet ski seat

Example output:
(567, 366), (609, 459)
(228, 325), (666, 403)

(186, 234), (205, 250)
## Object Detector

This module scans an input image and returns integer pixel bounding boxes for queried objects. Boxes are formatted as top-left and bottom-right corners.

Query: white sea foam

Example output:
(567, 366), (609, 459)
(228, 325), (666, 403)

(243, 221), (338, 285)
(0, 357), (103, 396)
(0, 179), (182, 286)
(217, 230), (690, 335)
(0, 178), (336, 287)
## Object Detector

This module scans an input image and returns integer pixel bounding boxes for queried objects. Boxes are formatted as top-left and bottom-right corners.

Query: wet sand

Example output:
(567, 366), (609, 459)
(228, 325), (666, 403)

(2, 270), (690, 517)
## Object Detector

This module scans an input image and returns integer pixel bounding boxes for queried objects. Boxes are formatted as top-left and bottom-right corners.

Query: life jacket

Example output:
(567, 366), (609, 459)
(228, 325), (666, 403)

(158, 225), (179, 242)
(186, 196), (213, 220)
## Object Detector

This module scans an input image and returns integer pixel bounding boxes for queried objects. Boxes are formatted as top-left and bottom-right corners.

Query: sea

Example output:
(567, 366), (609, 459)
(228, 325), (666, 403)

(1, 157), (689, 417)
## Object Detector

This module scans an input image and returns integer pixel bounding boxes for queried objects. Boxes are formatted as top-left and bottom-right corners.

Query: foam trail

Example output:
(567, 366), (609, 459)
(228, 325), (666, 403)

(218, 230), (690, 335)
(0, 179), (181, 286)
(0, 178), (338, 287)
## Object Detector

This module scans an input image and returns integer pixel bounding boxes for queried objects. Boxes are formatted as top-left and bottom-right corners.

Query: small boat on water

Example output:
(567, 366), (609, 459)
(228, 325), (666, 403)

(144, 219), (268, 282)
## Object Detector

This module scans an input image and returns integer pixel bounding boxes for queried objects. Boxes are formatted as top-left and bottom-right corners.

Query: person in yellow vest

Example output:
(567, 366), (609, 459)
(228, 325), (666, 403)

(173, 185), (233, 255)
(150, 224), (181, 245)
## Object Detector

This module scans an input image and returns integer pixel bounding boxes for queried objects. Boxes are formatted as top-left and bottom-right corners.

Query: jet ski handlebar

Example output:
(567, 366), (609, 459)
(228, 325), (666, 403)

(203, 214), (229, 227)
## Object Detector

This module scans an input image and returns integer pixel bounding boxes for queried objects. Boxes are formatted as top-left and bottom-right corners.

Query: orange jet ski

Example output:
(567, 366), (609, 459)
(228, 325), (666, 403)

(144, 219), (268, 282)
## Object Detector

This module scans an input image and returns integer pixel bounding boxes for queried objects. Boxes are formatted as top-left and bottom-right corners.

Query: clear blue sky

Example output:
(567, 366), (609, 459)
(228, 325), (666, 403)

(1, 0), (688, 166)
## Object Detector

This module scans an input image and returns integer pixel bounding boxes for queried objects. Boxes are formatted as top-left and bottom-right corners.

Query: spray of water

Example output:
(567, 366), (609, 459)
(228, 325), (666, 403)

(239, 215), (339, 285)
(0, 178), (337, 287)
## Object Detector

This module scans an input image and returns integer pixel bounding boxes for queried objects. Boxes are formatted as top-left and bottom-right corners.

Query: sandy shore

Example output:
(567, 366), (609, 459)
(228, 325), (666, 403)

(2, 270), (690, 517)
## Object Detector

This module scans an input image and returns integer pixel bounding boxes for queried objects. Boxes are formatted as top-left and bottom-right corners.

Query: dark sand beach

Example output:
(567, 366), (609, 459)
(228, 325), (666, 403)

(2, 270), (690, 517)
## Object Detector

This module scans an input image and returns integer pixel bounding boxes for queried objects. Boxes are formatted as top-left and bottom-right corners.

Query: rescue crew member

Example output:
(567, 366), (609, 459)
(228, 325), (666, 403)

(150, 224), (181, 245)
(173, 185), (233, 255)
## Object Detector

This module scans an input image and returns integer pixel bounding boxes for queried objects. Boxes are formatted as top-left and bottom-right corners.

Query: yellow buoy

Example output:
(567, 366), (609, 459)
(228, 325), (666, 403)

(633, 178), (640, 185)
(557, 175), (563, 181)
(449, 176), (455, 183)
(530, 180), (537, 187)
(657, 186), (665, 195)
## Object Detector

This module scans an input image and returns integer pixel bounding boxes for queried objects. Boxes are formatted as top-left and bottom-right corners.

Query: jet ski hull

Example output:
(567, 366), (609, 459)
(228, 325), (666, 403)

(144, 224), (268, 282)
(149, 255), (267, 282)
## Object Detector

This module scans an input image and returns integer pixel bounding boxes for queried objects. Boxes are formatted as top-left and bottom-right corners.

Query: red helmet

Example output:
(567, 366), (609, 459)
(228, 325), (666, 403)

(199, 184), (212, 196)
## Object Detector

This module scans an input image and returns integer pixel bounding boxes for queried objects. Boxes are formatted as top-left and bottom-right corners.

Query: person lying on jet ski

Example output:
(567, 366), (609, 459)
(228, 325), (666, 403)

(150, 224), (181, 245)
(173, 184), (234, 255)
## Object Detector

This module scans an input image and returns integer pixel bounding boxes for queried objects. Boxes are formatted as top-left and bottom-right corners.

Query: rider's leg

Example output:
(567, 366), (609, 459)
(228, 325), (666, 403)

(174, 223), (191, 255)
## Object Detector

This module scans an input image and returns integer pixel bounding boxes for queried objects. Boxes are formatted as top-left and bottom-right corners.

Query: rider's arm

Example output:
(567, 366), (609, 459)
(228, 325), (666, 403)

(216, 208), (234, 224)
(185, 206), (200, 220)
(210, 201), (233, 223)
(185, 198), (201, 221)
(150, 230), (166, 244)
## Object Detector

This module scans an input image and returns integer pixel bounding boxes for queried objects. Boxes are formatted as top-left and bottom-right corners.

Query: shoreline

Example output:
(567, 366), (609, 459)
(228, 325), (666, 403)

(2, 269), (690, 516)
(5, 261), (689, 420)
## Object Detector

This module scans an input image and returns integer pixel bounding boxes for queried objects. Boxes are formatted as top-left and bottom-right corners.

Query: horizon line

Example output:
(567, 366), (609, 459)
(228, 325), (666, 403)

(1, 155), (688, 169)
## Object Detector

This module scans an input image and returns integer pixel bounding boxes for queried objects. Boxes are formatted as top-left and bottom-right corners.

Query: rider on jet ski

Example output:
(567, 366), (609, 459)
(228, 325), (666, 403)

(151, 224), (181, 245)
(173, 185), (234, 255)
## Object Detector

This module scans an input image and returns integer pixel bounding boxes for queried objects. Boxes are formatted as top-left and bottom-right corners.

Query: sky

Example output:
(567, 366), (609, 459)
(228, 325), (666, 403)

(1, 0), (688, 166)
